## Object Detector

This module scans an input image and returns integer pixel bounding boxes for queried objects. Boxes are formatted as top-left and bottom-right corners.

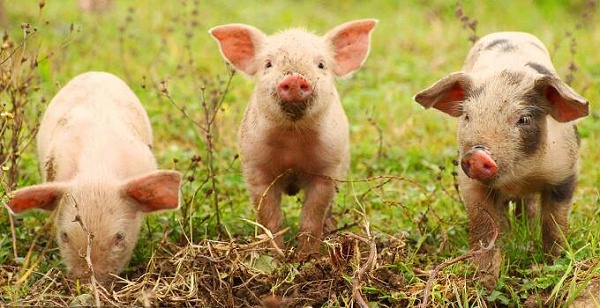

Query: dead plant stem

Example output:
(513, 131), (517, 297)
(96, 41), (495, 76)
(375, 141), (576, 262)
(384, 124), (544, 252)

(9, 212), (17, 259)
(70, 194), (101, 307)
(345, 233), (377, 308)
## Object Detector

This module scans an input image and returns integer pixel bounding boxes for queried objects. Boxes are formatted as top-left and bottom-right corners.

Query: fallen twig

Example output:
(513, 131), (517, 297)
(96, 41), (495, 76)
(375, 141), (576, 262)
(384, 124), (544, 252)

(241, 218), (287, 258)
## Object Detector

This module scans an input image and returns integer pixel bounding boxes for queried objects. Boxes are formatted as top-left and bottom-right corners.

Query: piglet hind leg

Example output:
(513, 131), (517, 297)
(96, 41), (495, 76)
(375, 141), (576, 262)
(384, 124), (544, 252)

(540, 175), (576, 260)
(514, 194), (538, 225)
(296, 176), (337, 261)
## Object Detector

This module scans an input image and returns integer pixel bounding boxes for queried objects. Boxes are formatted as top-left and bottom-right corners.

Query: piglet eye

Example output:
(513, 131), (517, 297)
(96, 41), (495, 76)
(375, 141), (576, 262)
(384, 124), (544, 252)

(317, 62), (325, 69)
(463, 113), (470, 121)
(265, 60), (272, 69)
(517, 115), (531, 125)
(60, 232), (69, 243)
(115, 232), (125, 244)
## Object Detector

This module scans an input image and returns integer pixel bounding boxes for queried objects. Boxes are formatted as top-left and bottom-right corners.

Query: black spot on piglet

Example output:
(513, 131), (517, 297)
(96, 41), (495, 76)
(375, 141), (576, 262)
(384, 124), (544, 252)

(485, 39), (517, 52)
(547, 174), (576, 203)
(485, 39), (509, 50)
(526, 62), (554, 76)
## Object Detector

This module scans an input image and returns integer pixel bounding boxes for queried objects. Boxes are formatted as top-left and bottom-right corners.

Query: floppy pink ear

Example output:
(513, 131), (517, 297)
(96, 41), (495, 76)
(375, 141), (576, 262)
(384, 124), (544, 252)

(413, 72), (473, 117)
(326, 19), (378, 77)
(123, 170), (181, 213)
(534, 75), (589, 122)
(209, 23), (267, 76)
(6, 183), (65, 214)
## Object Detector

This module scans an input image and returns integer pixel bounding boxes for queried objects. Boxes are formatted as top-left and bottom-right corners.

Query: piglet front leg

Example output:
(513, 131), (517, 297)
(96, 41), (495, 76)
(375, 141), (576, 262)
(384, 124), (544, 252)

(297, 176), (337, 260)
(248, 181), (285, 252)
(462, 177), (507, 289)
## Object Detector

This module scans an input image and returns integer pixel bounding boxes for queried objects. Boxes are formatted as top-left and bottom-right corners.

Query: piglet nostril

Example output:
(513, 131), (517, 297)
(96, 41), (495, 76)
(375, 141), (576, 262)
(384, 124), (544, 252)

(461, 160), (471, 175)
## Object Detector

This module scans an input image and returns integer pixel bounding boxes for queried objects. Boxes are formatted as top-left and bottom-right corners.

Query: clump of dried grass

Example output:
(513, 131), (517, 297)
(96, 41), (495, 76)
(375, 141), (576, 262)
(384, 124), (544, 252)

(109, 232), (399, 307)
(4, 230), (421, 307)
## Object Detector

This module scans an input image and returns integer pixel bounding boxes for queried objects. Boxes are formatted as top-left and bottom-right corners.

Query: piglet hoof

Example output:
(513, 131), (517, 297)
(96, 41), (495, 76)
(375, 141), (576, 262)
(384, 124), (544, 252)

(542, 239), (566, 262)
(323, 216), (338, 235)
(296, 234), (322, 262)
(473, 247), (502, 290)
(479, 272), (499, 290)
(542, 247), (564, 264)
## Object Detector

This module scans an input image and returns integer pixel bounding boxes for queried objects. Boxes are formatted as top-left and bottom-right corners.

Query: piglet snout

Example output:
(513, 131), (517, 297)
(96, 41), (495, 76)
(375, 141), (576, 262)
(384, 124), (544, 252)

(277, 74), (313, 102)
(461, 146), (498, 181)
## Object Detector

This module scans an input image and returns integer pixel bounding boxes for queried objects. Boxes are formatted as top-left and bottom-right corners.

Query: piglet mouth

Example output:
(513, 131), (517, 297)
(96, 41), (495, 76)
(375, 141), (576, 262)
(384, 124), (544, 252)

(278, 98), (313, 121)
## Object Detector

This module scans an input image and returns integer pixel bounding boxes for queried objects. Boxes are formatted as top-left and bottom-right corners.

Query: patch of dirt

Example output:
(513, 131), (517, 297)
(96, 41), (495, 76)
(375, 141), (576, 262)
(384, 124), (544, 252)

(568, 277), (599, 308)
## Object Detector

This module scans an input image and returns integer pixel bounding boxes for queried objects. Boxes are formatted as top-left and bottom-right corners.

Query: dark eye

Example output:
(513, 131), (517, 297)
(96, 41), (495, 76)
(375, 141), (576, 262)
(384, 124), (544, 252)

(265, 60), (272, 69)
(60, 232), (69, 243)
(463, 113), (470, 121)
(317, 62), (325, 69)
(517, 115), (531, 125)
(115, 232), (125, 244)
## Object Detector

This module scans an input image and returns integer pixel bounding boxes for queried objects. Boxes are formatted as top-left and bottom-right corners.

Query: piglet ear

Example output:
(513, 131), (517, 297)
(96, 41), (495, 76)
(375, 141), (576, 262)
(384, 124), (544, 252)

(6, 183), (65, 214)
(209, 23), (267, 76)
(326, 19), (378, 77)
(123, 170), (182, 213)
(534, 76), (589, 122)
(413, 72), (473, 117)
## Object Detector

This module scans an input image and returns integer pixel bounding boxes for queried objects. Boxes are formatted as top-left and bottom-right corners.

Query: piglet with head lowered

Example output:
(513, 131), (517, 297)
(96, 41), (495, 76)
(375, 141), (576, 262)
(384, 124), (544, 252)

(414, 32), (589, 288)
(7, 72), (181, 283)
(210, 20), (377, 259)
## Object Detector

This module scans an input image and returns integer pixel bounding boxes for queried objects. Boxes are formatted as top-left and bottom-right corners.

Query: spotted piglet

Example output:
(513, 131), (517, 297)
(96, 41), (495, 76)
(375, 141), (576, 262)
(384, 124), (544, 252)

(7, 72), (181, 283)
(210, 20), (377, 259)
(414, 32), (589, 288)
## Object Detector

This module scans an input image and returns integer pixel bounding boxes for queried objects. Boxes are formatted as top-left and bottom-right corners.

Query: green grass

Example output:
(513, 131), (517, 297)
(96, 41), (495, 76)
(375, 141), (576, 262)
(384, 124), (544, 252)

(1, 1), (598, 307)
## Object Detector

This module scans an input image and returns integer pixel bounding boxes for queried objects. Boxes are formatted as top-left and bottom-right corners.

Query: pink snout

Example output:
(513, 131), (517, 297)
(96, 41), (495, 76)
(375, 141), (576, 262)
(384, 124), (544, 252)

(461, 146), (498, 181)
(277, 74), (313, 102)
